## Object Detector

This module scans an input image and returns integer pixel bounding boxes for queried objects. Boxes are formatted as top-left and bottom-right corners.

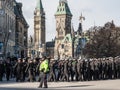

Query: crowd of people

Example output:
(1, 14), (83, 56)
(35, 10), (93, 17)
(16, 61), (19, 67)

(0, 56), (120, 82)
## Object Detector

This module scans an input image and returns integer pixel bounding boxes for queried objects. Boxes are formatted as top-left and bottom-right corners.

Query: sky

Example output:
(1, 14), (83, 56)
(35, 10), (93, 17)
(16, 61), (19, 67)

(16, 0), (120, 41)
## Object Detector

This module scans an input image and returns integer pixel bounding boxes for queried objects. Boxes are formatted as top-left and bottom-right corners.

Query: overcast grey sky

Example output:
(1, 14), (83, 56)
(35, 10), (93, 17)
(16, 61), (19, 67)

(16, 0), (120, 41)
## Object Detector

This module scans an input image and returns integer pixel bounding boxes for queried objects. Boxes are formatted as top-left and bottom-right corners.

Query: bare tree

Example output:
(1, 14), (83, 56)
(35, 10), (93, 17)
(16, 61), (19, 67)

(83, 21), (120, 58)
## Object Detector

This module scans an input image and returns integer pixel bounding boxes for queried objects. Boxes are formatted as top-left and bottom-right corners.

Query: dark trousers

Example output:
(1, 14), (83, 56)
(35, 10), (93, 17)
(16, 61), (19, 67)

(6, 72), (10, 81)
(48, 72), (56, 82)
(16, 71), (22, 82)
(61, 72), (69, 81)
(27, 70), (35, 82)
(39, 72), (48, 88)
(0, 73), (3, 81)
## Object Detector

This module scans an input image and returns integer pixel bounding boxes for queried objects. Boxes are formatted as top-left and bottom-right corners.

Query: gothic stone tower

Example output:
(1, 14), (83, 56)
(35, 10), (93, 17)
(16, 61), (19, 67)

(34, 0), (46, 58)
(54, 0), (72, 59)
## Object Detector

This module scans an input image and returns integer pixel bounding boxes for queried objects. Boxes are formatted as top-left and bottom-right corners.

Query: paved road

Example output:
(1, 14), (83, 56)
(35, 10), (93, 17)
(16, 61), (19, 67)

(0, 79), (120, 90)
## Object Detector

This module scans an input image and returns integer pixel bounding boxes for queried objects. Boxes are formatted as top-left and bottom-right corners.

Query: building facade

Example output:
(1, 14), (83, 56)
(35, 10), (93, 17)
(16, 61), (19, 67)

(46, 41), (55, 58)
(54, 0), (72, 59)
(32, 0), (88, 59)
(0, 0), (16, 58)
(34, 0), (46, 58)
(14, 1), (29, 58)
(0, 0), (29, 59)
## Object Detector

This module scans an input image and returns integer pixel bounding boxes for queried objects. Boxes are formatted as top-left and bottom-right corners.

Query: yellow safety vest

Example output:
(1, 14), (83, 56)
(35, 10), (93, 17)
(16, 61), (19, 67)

(39, 59), (49, 73)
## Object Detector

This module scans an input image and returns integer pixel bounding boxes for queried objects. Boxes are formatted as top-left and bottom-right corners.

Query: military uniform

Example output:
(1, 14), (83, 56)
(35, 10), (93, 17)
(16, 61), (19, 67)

(21, 59), (27, 82)
(77, 60), (82, 81)
(56, 61), (62, 81)
(86, 60), (91, 81)
(48, 61), (56, 82)
(61, 60), (69, 82)
(26, 60), (36, 82)
(14, 59), (23, 82)
(5, 60), (11, 81)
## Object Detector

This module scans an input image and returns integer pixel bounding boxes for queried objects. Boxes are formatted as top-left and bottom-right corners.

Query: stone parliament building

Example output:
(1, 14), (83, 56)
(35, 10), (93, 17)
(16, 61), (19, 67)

(30, 0), (88, 59)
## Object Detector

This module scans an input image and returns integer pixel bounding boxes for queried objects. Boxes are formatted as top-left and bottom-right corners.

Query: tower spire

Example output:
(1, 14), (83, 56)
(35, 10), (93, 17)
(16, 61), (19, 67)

(78, 13), (85, 35)
(36, 0), (43, 10)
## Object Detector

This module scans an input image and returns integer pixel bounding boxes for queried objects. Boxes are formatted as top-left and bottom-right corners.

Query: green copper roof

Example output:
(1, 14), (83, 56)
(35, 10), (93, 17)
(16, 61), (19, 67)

(36, 0), (43, 10)
(55, 0), (72, 16)
(62, 34), (73, 43)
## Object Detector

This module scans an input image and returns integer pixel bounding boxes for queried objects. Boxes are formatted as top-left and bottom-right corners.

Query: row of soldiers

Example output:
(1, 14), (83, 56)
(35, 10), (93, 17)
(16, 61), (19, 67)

(49, 57), (120, 82)
(0, 57), (120, 82)
(0, 58), (38, 82)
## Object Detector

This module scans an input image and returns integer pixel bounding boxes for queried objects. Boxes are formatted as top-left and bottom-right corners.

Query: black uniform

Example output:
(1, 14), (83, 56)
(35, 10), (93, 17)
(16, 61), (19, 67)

(21, 61), (27, 81)
(26, 60), (36, 82)
(4, 61), (11, 81)
(14, 60), (23, 82)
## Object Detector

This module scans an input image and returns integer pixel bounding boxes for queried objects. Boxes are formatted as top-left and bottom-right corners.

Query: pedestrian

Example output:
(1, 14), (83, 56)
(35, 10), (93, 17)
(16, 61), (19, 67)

(38, 56), (49, 88)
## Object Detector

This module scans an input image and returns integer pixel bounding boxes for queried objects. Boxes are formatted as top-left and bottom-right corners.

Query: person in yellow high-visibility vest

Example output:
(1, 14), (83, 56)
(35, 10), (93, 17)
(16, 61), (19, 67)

(38, 56), (49, 88)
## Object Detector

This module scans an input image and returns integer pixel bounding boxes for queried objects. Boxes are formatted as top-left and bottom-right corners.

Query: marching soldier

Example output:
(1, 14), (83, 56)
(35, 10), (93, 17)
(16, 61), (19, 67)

(77, 60), (82, 81)
(33, 59), (38, 77)
(4, 59), (12, 81)
(26, 59), (36, 82)
(14, 58), (23, 82)
(94, 60), (99, 80)
(98, 59), (103, 80)
(48, 60), (56, 82)
(82, 59), (87, 81)
(61, 60), (69, 82)
(90, 59), (94, 80)
(71, 59), (78, 81)
(56, 60), (62, 81)
(86, 59), (91, 81)
(21, 59), (27, 82)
